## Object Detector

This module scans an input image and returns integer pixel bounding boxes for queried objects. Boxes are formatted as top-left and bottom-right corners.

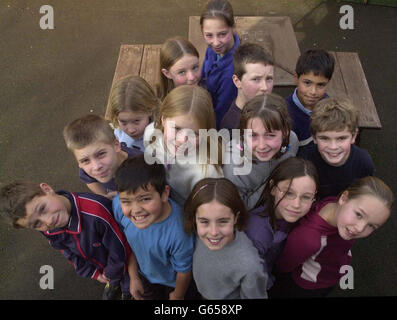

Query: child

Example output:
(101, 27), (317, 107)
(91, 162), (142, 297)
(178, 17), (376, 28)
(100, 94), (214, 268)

(223, 93), (299, 210)
(112, 155), (194, 300)
(184, 177), (268, 299)
(157, 37), (201, 101)
(0, 180), (132, 300)
(108, 75), (159, 151)
(298, 97), (374, 199)
(200, 0), (240, 128)
(246, 157), (319, 289)
(286, 49), (335, 147)
(63, 114), (141, 199)
(270, 176), (393, 298)
(144, 85), (223, 206)
(220, 42), (275, 133)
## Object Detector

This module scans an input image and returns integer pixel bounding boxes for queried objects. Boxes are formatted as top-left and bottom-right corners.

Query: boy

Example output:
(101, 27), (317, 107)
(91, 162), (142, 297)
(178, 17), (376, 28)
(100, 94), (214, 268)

(112, 155), (194, 300)
(298, 97), (374, 198)
(0, 180), (132, 300)
(287, 49), (335, 147)
(220, 42), (274, 133)
(63, 114), (141, 199)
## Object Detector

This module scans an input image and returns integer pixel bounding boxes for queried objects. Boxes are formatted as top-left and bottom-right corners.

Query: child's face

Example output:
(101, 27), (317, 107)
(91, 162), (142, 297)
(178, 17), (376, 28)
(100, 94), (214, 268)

(313, 128), (357, 167)
(117, 111), (150, 140)
(296, 72), (329, 110)
(202, 18), (234, 56)
(195, 200), (238, 250)
(271, 177), (317, 223)
(162, 54), (201, 87)
(19, 183), (71, 231)
(119, 184), (170, 230)
(234, 63), (274, 103)
(74, 140), (122, 184)
(245, 117), (283, 161)
(335, 193), (390, 240)
(162, 114), (200, 156)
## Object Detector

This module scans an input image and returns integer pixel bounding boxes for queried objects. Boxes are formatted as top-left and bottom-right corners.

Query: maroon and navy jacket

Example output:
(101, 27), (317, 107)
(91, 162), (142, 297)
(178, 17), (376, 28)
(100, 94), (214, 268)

(42, 191), (131, 290)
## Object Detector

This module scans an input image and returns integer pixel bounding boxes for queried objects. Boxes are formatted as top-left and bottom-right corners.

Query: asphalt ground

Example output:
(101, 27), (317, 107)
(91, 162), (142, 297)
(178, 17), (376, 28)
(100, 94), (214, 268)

(0, 0), (396, 300)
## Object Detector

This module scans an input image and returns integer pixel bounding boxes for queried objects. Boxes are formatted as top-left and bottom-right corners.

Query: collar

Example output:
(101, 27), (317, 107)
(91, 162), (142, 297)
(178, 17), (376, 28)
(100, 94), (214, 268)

(43, 191), (81, 236)
(292, 88), (312, 116)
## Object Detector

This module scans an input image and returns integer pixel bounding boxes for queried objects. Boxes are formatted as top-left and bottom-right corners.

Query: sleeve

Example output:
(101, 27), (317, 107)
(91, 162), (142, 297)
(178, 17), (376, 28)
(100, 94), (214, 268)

(45, 236), (99, 279)
(359, 148), (375, 176)
(276, 225), (321, 274)
(95, 214), (131, 282)
(240, 270), (268, 299)
(79, 168), (96, 184)
(169, 224), (194, 273)
(213, 77), (238, 128)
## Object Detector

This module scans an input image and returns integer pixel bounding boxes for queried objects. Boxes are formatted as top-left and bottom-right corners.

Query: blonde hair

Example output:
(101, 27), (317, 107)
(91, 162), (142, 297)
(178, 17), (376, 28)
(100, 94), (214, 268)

(157, 37), (199, 101)
(153, 85), (223, 170)
(310, 97), (359, 136)
(108, 75), (159, 128)
(63, 114), (115, 150)
(344, 176), (394, 211)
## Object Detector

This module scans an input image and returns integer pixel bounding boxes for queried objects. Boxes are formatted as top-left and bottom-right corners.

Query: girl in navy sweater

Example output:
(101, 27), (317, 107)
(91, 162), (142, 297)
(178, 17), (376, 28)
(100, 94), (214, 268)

(200, 0), (240, 128)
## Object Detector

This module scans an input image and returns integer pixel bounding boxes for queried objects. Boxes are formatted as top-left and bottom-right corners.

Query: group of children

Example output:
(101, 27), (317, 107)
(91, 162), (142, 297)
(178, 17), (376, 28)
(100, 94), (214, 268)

(0, 0), (394, 300)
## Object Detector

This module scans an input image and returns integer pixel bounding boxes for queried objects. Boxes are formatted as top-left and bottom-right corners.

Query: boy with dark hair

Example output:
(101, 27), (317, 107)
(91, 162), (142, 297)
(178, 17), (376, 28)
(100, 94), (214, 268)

(220, 42), (274, 133)
(287, 49), (335, 147)
(298, 97), (374, 198)
(0, 180), (132, 300)
(63, 114), (141, 199)
(112, 155), (194, 300)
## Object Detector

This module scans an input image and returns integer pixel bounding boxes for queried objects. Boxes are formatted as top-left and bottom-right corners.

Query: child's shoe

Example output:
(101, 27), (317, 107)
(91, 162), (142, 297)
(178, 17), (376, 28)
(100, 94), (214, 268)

(102, 283), (121, 300)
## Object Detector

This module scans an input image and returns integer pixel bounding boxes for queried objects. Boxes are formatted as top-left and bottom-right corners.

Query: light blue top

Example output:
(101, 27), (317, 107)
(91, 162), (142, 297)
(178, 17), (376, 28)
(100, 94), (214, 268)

(112, 196), (194, 287)
(114, 128), (145, 152)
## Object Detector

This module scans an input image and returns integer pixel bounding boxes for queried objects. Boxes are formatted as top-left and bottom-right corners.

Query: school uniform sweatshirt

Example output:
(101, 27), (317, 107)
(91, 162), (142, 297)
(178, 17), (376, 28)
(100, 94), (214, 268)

(276, 197), (354, 289)
(201, 34), (240, 128)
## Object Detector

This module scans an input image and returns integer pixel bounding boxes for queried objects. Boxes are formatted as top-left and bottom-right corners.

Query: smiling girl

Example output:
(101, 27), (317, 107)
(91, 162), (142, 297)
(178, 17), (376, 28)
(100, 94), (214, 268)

(223, 93), (299, 210)
(157, 37), (201, 101)
(246, 157), (319, 289)
(200, 0), (240, 127)
(144, 85), (223, 206)
(270, 176), (393, 298)
(184, 178), (268, 299)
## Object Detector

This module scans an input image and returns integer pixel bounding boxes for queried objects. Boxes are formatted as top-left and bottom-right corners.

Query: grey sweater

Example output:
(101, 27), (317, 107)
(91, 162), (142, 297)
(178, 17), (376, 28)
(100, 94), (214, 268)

(223, 131), (299, 210)
(193, 231), (268, 299)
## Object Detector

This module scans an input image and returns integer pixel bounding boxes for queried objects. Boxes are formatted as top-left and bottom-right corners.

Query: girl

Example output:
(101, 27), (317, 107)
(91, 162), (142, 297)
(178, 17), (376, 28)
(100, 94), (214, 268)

(246, 157), (319, 289)
(157, 37), (201, 101)
(184, 178), (268, 299)
(200, 0), (240, 128)
(144, 85), (223, 206)
(109, 75), (158, 151)
(270, 176), (393, 298)
(223, 93), (299, 210)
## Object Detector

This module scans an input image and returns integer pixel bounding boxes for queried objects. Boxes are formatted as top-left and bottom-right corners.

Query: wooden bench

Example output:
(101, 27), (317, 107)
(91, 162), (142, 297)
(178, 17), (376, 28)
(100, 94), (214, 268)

(188, 16), (301, 86)
(105, 20), (380, 130)
(104, 44), (161, 120)
(327, 51), (381, 128)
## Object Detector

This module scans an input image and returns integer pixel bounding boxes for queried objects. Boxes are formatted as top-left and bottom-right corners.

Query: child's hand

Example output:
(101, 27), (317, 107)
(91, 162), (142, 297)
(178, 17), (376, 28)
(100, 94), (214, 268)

(97, 273), (110, 284)
(169, 290), (184, 300)
(130, 277), (144, 300)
